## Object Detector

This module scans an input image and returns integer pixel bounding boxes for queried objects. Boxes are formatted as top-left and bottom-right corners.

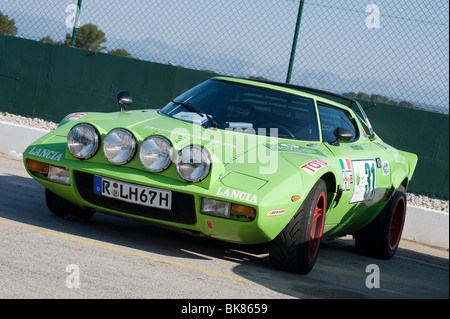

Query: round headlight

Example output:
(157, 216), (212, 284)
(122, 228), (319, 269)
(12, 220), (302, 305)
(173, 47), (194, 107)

(103, 129), (136, 165)
(140, 136), (173, 172)
(67, 124), (99, 159)
(176, 145), (211, 182)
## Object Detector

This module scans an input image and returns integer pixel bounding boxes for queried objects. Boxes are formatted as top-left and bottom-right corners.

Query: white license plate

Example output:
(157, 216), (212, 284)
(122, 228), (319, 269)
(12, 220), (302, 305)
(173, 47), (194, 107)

(94, 176), (172, 210)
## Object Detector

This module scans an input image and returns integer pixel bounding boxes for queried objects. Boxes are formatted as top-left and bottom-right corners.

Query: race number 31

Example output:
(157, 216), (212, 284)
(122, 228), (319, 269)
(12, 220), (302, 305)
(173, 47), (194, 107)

(350, 160), (377, 203)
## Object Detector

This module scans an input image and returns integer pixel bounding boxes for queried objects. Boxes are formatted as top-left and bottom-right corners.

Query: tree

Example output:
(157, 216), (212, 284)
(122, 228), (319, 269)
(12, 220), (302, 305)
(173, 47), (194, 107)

(39, 36), (62, 45)
(64, 23), (106, 51)
(399, 101), (415, 108)
(0, 11), (18, 36)
(356, 92), (370, 100)
(343, 92), (357, 99)
(249, 75), (269, 81)
(108, 48), (132, 58)
(369, 94), (389, 104)
(343, 91), (417, 109)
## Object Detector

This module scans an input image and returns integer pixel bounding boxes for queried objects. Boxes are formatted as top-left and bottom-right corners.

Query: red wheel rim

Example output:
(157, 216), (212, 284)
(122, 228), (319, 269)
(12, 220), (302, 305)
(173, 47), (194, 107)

(389, 196), (406, 251)
(309, 192), (326, 263)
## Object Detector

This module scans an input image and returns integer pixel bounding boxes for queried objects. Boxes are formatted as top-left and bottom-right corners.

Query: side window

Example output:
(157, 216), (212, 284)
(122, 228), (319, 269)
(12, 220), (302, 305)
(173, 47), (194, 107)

(318, 103), (359, 143)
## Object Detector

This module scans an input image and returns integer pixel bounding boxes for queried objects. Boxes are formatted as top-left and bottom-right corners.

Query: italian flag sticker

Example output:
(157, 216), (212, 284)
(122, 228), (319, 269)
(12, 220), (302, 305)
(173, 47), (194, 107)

(339, 158), (353, 191)
(339, 158), (351, 170)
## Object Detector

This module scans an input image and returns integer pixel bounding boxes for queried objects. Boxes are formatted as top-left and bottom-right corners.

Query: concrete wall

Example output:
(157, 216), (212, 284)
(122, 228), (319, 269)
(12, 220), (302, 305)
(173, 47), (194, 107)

(0, 35), (448, 199)
(0, 35), (217, 122)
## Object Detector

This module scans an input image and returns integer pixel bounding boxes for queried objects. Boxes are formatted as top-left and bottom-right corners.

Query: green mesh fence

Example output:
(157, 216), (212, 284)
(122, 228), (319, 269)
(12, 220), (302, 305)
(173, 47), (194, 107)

(1, 0), (448, 113)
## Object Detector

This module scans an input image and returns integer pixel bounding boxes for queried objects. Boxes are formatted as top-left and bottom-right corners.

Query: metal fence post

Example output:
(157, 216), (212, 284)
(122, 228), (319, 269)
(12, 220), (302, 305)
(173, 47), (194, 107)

(286, 0), (305, 84)
(70, 0), (83, 47)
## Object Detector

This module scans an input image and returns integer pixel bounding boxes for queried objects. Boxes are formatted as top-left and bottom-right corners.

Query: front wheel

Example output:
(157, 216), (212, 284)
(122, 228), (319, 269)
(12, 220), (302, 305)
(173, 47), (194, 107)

(45, 188), (95, 222)
(270, 179), (327, 274)
(355, 185), (407, 259)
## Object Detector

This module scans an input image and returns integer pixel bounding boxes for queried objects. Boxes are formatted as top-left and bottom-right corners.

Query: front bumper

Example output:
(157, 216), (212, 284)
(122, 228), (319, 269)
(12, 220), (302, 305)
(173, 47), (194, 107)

(74, 171), (197, 225)
(23, 158), (290, 245)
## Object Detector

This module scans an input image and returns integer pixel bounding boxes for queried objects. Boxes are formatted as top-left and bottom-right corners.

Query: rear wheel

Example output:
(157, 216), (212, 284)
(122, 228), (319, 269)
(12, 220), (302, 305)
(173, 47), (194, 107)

(355, 185), (407, 259)
(45, 188), (95, 222)
(270, 179), (327, 274)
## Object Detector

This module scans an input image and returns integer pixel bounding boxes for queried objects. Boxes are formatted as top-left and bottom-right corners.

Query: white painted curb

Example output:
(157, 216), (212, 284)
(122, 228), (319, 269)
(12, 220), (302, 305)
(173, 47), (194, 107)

(403, 205), (449, 250)
(0, 121), (49, 160)
(1, 120), (448, 250)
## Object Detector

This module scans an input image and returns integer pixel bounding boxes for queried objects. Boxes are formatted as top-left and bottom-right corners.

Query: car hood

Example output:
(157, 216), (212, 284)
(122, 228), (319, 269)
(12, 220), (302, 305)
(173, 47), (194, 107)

(57, 109), (333, 199)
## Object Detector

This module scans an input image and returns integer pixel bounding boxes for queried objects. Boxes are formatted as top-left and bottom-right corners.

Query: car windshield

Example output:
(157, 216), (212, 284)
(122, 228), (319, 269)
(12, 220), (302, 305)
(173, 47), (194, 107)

(160, 78), (320, 141)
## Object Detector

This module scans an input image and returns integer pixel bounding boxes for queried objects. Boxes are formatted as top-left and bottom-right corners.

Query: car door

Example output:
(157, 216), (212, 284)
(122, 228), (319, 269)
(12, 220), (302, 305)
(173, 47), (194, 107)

(317, 102), (391, 221)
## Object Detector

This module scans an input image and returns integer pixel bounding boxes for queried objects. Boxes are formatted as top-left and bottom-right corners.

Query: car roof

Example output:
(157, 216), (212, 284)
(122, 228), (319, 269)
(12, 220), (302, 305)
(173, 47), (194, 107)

(214, 76), (359, 113)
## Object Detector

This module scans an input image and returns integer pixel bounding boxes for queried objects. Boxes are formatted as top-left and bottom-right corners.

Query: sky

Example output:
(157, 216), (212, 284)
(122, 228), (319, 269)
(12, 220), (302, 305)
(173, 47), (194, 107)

(1, 0), (449, 112)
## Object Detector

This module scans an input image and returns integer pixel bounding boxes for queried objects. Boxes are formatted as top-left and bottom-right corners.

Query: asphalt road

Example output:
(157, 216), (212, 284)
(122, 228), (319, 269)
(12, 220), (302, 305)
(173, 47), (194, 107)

(0, 154), (448, 302)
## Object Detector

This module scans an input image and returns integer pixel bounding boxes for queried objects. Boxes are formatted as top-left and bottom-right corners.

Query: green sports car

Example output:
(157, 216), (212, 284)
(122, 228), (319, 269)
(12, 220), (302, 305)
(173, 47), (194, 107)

(23, 77), (417, 274)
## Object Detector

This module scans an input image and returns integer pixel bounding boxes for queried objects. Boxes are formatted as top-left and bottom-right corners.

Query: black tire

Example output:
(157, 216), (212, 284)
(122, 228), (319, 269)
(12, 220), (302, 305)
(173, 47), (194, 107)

(45, 188), (95, 222)
(355, 185), (407, 259)
(270, 179), (327, 274)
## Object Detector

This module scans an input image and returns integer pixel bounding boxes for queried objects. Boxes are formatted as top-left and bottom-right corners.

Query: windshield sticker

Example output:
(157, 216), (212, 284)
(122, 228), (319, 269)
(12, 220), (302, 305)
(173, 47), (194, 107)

(172, 111), (209, 125)
(28, 147), (63, 161)
(216, 186), (257, 204)
(227, 105), (251, 115)
(350, 159), (377, 203)
(300, 159), (328, 175)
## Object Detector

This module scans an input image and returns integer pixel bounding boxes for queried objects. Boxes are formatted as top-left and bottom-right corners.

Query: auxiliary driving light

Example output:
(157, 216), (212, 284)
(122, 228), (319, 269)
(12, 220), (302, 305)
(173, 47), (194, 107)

(176, 145), (211, 182)
(103, 128), (137, 165)
(67, 124), (99, 159)
(140, 136), (173, 172)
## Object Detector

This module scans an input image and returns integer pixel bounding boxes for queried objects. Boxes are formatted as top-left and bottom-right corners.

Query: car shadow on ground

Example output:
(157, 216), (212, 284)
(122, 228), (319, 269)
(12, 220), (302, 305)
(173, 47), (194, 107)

(0, 173), (271, 263)
(1, 173), (448, 299)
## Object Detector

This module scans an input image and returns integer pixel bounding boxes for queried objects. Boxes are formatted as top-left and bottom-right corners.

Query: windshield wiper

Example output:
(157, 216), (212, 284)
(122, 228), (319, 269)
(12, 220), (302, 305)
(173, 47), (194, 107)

(171, 100), (218, 129)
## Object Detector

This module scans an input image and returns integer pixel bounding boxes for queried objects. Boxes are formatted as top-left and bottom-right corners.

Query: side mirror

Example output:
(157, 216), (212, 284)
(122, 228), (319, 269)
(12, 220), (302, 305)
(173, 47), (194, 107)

(332, 127), (354, 145)
(116, 90), (133, 112)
